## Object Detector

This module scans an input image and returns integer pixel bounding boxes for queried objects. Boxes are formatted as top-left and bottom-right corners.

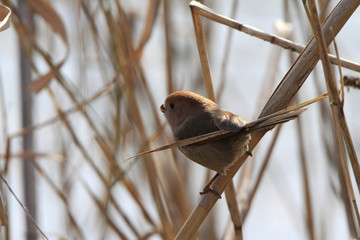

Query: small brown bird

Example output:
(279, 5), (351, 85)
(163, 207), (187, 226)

(160, 91), (304, 176)
(126, 91), (325, 196)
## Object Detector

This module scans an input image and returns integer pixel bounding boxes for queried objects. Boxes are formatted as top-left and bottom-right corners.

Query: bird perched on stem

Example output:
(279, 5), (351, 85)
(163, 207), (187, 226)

(128, 91), (327, 197)
(160, 91), (307, 196)
(160, 91), (305, 173)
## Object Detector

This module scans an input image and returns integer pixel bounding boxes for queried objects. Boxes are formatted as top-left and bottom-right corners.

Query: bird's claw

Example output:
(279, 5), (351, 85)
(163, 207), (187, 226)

(200, 186), (222, 199)
(245, 145), (252, 156)
(246, 149), (253, 156)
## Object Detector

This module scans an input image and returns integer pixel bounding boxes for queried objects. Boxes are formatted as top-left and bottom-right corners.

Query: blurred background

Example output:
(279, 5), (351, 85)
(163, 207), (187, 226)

(0, 0), (359, 239)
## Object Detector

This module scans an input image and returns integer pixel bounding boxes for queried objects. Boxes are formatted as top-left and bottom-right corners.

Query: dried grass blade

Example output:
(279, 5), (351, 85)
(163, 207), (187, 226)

(95, 137), (157, 228)
(0, 191), (7, 226)
(4, 137), (10, 173)
(46, 87), (109, 187)
(296, 115), (315, 239)
(125, 129), (230, 161)
(305, 0), (360, 235)
(306, 0), (360, 195)
(224, 182), (243, 240)
(31, 160), (85, 239)
(81, 181), (129, 239)
(143, 155), (175, 239)
(247, 93), (327, 130)
(239, 125), (282, 221)
(122, 178), (156, 226)
(285, 93), (328, 111)
(110, 2), (176, 236)
(136, 0), (160, 56)
(0, 5), (11, 31)
(0, 151), (64, 161)
(332, 32), (360, 231)
(95, 138), (156, 238)
(331, 29), (345, 101)
(10, 78), (116, 138)
(24, 0), (67, 44)
(0, 174), (49, 240)
(163, 0), (174, 94)
(28, 64), (62, 94)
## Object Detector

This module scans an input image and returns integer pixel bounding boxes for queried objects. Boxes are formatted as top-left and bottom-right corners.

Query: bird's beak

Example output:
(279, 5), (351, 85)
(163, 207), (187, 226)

(160, 104), (166, 113)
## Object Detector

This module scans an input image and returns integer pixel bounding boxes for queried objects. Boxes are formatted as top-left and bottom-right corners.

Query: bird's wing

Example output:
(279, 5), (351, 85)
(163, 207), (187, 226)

(213, 109), (247, 132)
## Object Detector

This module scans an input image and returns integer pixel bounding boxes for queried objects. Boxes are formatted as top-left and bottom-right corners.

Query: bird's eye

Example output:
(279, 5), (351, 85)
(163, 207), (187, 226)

(170, 103), (175, 109)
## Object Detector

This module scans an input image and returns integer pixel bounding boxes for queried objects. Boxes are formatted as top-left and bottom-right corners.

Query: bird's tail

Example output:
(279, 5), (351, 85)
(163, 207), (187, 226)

(244, 108), (305, 133)
(244, 92), (328, 133)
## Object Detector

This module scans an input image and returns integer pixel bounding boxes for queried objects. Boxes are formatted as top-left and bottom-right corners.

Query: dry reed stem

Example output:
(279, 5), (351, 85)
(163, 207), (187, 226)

(110, 7), (174, 236)
(95, 136), (156, 236)
(128, 124), (190, 225)
(283, 5), (315, 237)
(2, 0), (359, 238)
(163, 0), (174, 94)
(4, 137), (10, 174)
(111, 9), (175, 236)
(46, 86), (108, 185)
(108, 2), (189, 233)
(0, 193), (6, 227)
(81, 181), (128, 239)
(47, 79), (151, 238)
(191, 3), (216, 102)
(0, 5), (11, 31)
(332, 25), (360, 236)
(224, 182), (243, 240)
(295, 111), (315, 240)
(190, 1), (360, 73)
(175, 0), (359, 239)
(122, 178), (157, 226)
(8, 3), (119, 212)
(120, 55), (175, 240)
(306, 0), (360, 235)
(333, 33), (345, 101)
(113, 3), (191, 234)
(224, 23), (293, 236)
(30, 160), (85, 239)
(123, 68), (175, 239)
(344, 76), (360, 89)
(0, 174), (49, 239)
(9, 75), (117, 137)
(240, 125), (282, 221)
(0, 151), (64, 161)
(221, 21), (292, 237)
(23, 0), (67, 44)
(5, 0), (69, 94)
(25, 1), (179, 237)
(135, 0), (160, 57)
(305, 0), (360, 237)
(1, 0), (180, 238)
(216, 0), (238, 101)
(336, 125), (360, 236)
(312, 69), (359, 236)
(261, 0), (359, 116)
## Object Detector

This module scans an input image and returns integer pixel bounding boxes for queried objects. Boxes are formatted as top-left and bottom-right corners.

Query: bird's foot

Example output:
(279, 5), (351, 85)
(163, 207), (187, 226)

(200, 186), (222, 199)
(246, 145), (253, 157)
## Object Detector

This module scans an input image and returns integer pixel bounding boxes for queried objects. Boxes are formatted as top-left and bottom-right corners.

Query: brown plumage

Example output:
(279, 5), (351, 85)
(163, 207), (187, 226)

(160, 91), (304, 175)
